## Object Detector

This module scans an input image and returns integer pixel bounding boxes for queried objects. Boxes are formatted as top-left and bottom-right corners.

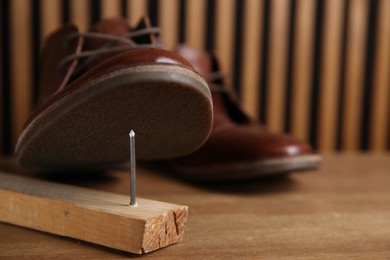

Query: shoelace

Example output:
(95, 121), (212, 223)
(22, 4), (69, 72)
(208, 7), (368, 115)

(58, 27), (161, 76)
(206, 71), (236, 95)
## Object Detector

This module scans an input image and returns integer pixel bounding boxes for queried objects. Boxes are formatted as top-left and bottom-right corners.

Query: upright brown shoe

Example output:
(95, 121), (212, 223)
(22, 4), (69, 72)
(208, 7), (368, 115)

(15, 18), (213, 170)
(170, 45), (321, 180)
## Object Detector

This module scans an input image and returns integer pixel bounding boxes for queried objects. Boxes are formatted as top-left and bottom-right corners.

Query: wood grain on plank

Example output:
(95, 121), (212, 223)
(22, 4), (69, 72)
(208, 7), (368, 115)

(0, 173), (188, 254)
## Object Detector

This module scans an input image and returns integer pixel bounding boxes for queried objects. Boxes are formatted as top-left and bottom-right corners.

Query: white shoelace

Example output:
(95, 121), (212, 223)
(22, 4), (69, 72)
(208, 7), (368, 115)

(58, 27), (161, 75)
(206, 71), (237, 95)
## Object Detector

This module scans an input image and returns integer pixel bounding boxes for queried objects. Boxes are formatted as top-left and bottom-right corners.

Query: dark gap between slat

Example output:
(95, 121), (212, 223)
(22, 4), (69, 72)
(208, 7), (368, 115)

(62, 0), (70, 24)
(90, 0), (101, 25)
(32, 0), (41, 107)
(284, 0), (297, 133)
(178, 0), (186, 43)
(335, 0), (349, 151)
(1, 0), (12, 154)
(259, 0), (270, 124)
(121, 0), (127, 18)
(232, 0), (244, 96)
(360, 0), (379, 150)
(205, 0), (216, 51)
(309, 0), (325, 150)
(148, 0), (159, 26)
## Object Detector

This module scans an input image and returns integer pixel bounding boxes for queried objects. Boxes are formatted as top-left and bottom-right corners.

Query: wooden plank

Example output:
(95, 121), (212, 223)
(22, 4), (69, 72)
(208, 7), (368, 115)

(241, 0), (263, 119)
(215, 0), (235, 88)
(317, 0), (345, 151)
(291, 0), (316, 141)
(185, 0), (206, 49)
(101, 0), (121, 18)
(159, 0), (179, 50)
(341, 0), (369, 151)
(266, 0), (291, 132)
(70, 0), (90, 31)
(10, 0), (33, 147)
(0, 172), (188, 254)
(127, 0), (147, 26)
(41, 0), (61, 47)
(370, 0), (390, 151)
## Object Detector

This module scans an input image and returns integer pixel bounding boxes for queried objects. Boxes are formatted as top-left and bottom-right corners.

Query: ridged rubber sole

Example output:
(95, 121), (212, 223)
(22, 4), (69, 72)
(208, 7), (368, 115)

(15, 64), (213, 170)
(170, 154), (322, 181)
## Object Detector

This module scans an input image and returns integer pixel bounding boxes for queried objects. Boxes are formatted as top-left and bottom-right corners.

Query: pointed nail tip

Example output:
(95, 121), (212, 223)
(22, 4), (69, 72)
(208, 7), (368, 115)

(129, 130), (135, 137)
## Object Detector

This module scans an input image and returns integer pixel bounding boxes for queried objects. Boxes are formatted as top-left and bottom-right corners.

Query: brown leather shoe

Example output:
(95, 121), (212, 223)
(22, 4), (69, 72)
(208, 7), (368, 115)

(15, 18), (213, 170)
(170, 45), (321, 180)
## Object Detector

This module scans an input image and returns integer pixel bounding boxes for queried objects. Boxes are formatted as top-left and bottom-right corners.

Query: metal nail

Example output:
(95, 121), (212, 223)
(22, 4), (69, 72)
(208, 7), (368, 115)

(129, 130), (137, 206)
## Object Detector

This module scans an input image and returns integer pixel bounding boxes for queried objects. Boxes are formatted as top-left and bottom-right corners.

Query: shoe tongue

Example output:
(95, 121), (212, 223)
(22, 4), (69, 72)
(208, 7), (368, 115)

(90, 17), (130, 35)
(84, 17), (130, 50)
(84, 16), (156, 51)
(175, 45), (213, 79)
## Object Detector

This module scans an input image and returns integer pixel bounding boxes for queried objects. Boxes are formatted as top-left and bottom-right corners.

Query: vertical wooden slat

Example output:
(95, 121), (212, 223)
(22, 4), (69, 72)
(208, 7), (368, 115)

(291, 0), (316, 141)
(241, 0), (263, 119)
(101, 0), (121, 18)
(265, 0), (290, 132)
(370, 0), (390, 151)
(215, 0), (235, 87)
(185, 0), (206, 49)
(159, 0), (179, 50)
(10, 0), (32, 146)
(317, 0), (344, 151)
(128, 0), (147, 26)
(71, 0), (90, 31)
(41, 0), (61, 45)
(341, 0), (369, 151)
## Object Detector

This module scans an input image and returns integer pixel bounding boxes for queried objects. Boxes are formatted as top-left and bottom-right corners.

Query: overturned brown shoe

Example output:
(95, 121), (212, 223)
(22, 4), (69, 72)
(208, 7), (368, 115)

(15, 18), (213, 170)
(170, 45), (321, 180)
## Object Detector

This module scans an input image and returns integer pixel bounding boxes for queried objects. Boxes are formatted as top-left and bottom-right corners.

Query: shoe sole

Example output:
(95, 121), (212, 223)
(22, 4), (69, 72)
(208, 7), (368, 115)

(170, 154), (322, 181)
(16, 64), (213, 170)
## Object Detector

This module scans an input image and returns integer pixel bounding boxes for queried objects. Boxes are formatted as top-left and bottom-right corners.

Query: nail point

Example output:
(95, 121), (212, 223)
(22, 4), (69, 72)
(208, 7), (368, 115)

(129, 130), (135, 137)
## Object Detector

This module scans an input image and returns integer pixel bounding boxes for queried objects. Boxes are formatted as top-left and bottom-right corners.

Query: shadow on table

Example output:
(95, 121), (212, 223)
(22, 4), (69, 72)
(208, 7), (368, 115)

(139, 161), (302, 195)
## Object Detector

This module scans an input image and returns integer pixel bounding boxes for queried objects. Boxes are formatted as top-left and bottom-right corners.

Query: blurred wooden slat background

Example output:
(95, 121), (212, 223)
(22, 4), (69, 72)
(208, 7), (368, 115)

(1, 0), (389, 155)
(371, 0), (390, 151)
(342, 0), (369, 151)
(317, 0), (345, 152)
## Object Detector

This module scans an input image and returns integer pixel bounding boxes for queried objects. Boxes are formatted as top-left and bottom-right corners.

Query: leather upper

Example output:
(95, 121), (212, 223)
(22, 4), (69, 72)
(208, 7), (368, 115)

(173, 45), (314, 167)
(27, 17), (198, 129)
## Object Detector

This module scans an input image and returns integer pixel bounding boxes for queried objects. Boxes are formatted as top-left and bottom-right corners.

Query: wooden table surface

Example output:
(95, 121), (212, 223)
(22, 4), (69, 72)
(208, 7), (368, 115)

(1, 154), (389, 259)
